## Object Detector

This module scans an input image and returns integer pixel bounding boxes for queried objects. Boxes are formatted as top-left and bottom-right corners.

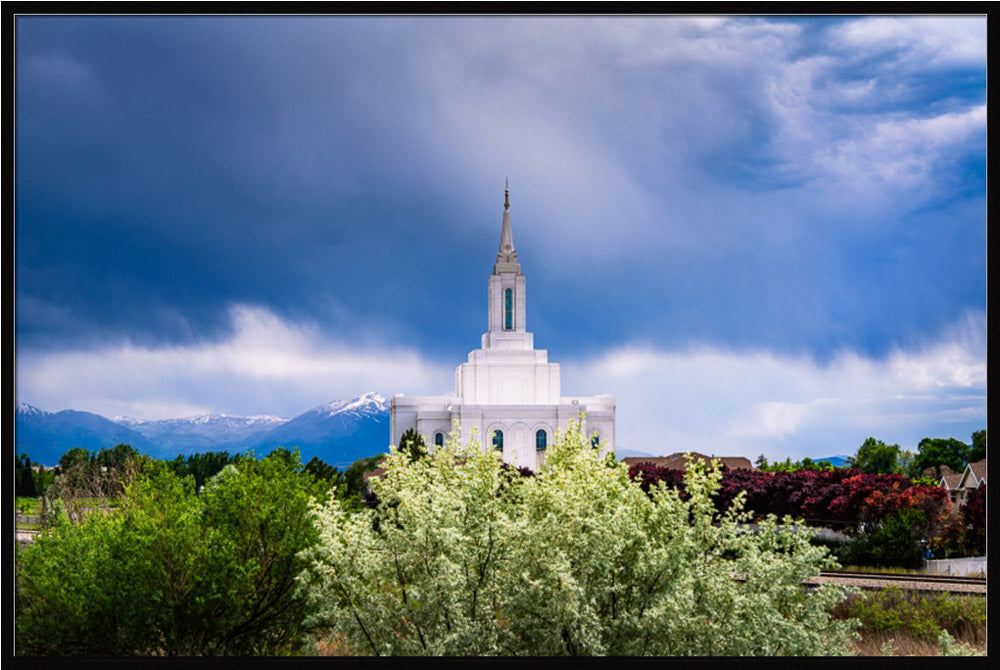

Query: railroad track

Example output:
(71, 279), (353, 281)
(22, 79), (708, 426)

(810, 570), (986, 595)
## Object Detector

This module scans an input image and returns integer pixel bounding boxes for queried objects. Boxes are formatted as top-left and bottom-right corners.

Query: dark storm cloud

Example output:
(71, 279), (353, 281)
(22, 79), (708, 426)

(15, 17), (487, 354)
(16, 16), (986, 361)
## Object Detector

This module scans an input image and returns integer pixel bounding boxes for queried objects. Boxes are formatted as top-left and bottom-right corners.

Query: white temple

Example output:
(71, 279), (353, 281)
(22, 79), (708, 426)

(390, 183), (615, 470)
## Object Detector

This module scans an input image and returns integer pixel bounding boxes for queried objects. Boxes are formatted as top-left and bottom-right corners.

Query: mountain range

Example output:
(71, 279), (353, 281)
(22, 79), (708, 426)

(16, 395), (755, 469)
(16, 393), (392, 468)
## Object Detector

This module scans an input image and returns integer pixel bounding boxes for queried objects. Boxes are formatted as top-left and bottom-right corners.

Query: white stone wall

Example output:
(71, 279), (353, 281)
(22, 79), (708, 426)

(390, 393), (615, 471)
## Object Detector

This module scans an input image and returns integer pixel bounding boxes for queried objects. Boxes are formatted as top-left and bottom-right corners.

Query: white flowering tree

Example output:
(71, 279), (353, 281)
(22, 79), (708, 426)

(297, 420), (857, 656)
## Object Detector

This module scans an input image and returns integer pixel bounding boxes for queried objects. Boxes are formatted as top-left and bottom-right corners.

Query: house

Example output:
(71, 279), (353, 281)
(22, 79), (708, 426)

(938, 459), (986, 508)
(954, 459), (987, 508)
(938, 470), (965, 506)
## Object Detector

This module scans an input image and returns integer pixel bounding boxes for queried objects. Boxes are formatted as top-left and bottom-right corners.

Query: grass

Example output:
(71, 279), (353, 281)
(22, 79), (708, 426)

(851, 632), (983, 656)
(832, 586), (986, 656)
(16, 497), (41, 515)
(16, 496), (123, 534)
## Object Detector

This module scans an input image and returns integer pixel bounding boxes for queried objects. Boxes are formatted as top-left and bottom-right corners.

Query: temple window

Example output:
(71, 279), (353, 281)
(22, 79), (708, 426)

(504, 288), (513, 330)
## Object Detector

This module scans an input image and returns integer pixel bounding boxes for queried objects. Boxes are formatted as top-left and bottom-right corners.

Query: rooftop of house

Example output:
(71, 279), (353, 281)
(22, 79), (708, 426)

(960, 458), (987, 488)
(621, 453), (753, 471)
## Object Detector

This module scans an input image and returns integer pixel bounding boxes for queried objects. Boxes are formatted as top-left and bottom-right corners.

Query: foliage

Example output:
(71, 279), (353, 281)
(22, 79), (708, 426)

(968, 429), (986, 463)
(837, 509), (927, 569)
(167, 450), (242, 490)
(831, 587), (986, 645)
(58, 446), (91, 472)
(304, 456), (340, 483)
(631, 465), (949, 535)
(16, 454), (37, 497)
(397, 427), (427, 462)
(44, 444), (147, 516)
(16, 498), (42, 516)
(336, 453), (385, 511)
(961, 484), (985, 555)
(848, 437), (901, 474)
(297, 421), (856, 656)
(757, 456), (838, 473)
(929, 513), (966, 558)
(915, 437), (970, 478)
(897, 449), (920, 479)
(631, 463), (952, 568)
(16, 449), (330, 655)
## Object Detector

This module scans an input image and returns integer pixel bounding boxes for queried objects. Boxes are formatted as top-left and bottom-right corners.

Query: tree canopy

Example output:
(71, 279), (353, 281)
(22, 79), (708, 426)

(968, 430), (986, 463)
(848, 437), (902, 474)
(916, 438), (971, 477)
(16, 449), (331, 655)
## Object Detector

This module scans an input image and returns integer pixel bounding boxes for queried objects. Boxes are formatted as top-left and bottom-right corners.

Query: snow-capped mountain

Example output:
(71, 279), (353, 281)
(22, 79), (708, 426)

(17, 401), (45, 417)
(16, 394), (391, 467)
(311, 392), (389, 418)
(112, 413), (288, 454)
(236, 393), (390, 466)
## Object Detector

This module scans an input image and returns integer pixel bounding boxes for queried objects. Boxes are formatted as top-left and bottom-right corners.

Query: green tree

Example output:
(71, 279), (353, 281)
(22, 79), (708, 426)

(841, 509), (928, 569)
(58, 446), (91, 472)
(968, 430), (986, 463)
(16, 453), (37, 497)
(848, 437), (901, 474)
(167, 454), (189, 478)
(335, 453), (385, 510)
(397, 427), (427, 462)
(898, 448), (920, 479)
(185, 450), (238, 490)
(304, 456), (340, 484)
(93, 443), (140, 471)
(915, 438), (970, 478)
(33, 463), (55, 497)
(298, 421), (857, 656)
(16, 449), (330, 655)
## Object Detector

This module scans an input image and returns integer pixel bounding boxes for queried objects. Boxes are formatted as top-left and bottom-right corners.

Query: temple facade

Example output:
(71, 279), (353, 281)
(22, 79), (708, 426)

(389, 184), (615, 470)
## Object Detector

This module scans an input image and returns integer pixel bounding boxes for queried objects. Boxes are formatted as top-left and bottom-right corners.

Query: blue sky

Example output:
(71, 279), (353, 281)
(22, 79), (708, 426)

(15, 15), (986, 461)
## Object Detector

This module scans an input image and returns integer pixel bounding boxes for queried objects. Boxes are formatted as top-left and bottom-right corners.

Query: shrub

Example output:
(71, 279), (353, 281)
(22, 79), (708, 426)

(836, 509), (928, 569)
(16, 449), (330, 655)
(961, 485), (985, 555)
(298, 421), (857, 656)
(833, 587), (986, 645)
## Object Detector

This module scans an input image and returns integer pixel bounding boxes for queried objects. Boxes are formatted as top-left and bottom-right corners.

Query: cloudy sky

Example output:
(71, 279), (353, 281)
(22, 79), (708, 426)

(15, 14), (986, 461)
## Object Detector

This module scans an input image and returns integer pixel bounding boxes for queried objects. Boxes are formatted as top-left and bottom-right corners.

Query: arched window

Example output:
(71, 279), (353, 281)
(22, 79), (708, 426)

(536, 429), (547, 451)
(591, 433), (600, 449)
(504, 288), (513, 330)
(434, 433), (444, 448)
(493, 429), (504, 451)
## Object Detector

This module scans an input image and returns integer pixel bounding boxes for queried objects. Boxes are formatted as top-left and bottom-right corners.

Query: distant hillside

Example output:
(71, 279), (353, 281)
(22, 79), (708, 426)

(16, 402), (152, 465)
(614, 447), (655, 460)
(815, 455), (850, 467)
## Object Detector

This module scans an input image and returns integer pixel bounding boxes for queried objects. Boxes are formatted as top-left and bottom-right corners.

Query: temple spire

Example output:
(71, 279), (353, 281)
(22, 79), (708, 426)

(496, 179), (519, 272)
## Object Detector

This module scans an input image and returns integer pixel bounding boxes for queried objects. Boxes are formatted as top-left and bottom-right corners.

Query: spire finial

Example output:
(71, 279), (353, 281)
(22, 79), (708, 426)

(504, 177), (509, 210)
